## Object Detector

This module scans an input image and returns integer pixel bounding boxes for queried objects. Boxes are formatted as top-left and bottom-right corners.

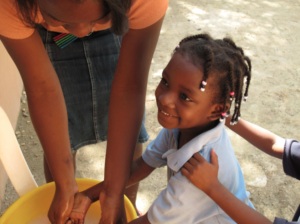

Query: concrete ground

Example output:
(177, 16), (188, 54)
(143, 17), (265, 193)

(1, 0), (300, 222)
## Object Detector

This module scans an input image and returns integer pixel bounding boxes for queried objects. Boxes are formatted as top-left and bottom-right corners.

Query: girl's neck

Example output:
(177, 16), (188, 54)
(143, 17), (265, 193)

(178, 120), (219, 148)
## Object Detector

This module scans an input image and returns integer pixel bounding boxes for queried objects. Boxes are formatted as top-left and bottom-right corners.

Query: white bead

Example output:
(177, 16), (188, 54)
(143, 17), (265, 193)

(201, 88), (205, 91)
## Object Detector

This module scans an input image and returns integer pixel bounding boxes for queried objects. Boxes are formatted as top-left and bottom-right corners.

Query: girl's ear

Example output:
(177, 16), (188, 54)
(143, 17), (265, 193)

(208, 103), (230, 121)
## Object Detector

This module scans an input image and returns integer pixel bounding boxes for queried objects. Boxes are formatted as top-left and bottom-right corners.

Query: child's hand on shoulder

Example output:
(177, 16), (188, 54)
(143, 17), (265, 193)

(181, 149), (221, 195)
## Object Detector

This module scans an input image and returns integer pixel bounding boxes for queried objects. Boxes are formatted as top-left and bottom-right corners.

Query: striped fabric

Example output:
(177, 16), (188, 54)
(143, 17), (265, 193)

(53, 33), (78, 49)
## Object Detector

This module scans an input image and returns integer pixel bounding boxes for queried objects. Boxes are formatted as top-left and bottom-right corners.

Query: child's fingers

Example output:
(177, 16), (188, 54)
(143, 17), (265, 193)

(181, 167), (190, 178)
(210, 149), (219, 169)
(192, 153), (206, 163)
(187, 157), (198, 167)
(183, 161), (194, 172)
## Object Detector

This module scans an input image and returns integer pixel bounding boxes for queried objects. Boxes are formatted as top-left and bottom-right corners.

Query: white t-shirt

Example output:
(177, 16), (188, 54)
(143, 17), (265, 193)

(142, 121), (253, 224)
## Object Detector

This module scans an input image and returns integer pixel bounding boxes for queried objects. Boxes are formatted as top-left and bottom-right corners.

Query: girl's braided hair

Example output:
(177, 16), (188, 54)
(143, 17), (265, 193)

(174, 33), (252, 125)
(15, 0), (132, 36)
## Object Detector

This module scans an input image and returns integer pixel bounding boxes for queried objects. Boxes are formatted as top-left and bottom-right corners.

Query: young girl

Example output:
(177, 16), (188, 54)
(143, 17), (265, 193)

(66, 33), (254, 224)
(182, 115), (300, 224)
(0, 0), (167, 222)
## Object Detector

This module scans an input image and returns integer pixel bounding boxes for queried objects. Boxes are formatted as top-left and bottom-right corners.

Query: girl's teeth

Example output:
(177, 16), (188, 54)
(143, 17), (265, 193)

(162, 111), (170, 116)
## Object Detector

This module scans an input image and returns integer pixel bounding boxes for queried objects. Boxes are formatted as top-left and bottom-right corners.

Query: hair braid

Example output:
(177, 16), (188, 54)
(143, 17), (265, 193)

(227, 60), (235, 100)
(223, 38), (245, 56)
(200, 45), (214, 91)
(243, 56), (252, 101)
(179, 34), (212, 45)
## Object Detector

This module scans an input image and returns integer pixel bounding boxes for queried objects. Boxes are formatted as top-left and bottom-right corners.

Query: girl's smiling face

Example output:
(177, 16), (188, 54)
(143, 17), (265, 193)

(155, 53), (222, 136)
(38, 0), (110, 37)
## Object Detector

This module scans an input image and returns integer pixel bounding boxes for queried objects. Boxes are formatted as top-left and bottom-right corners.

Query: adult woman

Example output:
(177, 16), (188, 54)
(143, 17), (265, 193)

(0, 0), (168, 223)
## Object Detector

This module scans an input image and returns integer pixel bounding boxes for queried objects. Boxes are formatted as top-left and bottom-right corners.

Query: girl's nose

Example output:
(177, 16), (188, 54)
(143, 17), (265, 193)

(158, 93), (175, 108)
(64, 23), (94, 38)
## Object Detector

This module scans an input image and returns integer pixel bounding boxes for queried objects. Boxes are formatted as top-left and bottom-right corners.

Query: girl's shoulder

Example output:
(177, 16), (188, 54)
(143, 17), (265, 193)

(128, 0), (169, 29)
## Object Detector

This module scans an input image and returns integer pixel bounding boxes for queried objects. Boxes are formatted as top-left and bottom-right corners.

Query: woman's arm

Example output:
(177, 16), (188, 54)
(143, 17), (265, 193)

(99, 16), (164, 224)
(225, 115), (285, 159)
(182, 150), (272, 224)
(0, 31), (78, 224)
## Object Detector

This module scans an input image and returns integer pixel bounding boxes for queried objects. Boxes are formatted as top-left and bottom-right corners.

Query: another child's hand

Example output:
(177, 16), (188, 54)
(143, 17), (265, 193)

(65, 192), (92, 224)
(181, 149), (220, 195)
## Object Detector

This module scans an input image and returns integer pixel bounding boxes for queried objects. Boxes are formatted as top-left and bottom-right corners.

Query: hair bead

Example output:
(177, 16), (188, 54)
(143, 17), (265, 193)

(200, 80), (207, 91)
(174, 44), (180, 53)
(230, 92), (235, 101)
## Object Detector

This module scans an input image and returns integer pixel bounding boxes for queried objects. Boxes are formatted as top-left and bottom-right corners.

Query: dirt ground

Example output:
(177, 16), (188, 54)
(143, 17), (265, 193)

(1, 0), (300, 222)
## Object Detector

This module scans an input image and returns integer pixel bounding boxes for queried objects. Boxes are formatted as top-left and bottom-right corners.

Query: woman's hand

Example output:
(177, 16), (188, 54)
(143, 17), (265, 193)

(181, 149), (220, 195)
(48, 188), (78, 224)
(99, 187), (127, 224)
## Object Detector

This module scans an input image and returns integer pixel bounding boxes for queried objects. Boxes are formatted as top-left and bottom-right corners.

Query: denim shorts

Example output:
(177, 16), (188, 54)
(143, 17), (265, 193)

(38, 27), (149, 152)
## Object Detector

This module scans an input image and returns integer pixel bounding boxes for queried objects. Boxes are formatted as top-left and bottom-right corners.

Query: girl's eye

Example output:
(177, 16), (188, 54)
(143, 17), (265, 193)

(160, 78), (169, 87)
(180, 93), (192, 102)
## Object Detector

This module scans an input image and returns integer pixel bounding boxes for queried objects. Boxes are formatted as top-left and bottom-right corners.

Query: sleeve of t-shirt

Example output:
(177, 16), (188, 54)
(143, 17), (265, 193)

(283, 139), (300, 180)
(142, 128), (170, 168)
(128, 0), (169, 30)
(0, 0), (35, 39)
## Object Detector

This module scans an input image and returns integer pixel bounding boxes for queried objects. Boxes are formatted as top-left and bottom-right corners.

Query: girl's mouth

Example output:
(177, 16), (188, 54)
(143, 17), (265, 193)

(160, 110), (178, 118)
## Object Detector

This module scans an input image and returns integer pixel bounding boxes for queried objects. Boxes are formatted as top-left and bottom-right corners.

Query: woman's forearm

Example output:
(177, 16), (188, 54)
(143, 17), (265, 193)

(27, 90), (76, 190)
(103, 17), (164, 195)
(225, 116), (284, 159)
(1, 31), (77, 192)
(104, 91), (145, 195)
(208, 181), (272, 224)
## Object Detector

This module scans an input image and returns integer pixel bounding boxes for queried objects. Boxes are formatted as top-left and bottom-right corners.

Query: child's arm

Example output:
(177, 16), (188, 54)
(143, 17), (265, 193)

(225, 115), (285, 159)
(67, 157), (155, 223)
(181, 150), (272, 224)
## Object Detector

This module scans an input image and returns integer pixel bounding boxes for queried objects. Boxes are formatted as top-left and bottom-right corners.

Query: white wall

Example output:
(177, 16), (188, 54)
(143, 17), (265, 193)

(0, 41), (23, 210)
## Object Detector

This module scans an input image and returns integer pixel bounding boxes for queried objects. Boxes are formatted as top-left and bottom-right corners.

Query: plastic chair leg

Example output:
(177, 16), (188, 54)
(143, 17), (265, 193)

(0, 107), (37, 197)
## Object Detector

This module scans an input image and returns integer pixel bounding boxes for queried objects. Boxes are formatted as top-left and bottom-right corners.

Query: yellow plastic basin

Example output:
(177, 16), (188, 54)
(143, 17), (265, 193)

(0, 178), (137, 224)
